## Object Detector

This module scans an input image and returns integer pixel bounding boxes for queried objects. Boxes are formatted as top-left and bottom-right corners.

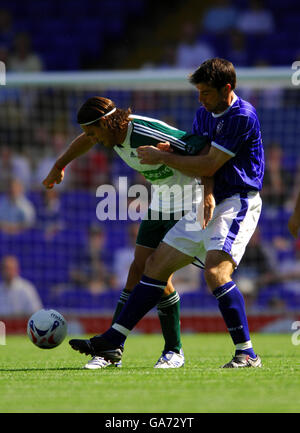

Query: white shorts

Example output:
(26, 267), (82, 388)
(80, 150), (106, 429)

(163, 192), (262, 268)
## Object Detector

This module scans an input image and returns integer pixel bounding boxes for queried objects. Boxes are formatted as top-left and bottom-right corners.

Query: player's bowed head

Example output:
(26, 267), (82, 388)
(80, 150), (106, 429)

(42, 96), (131, 189)
(77, 96), (131, 149)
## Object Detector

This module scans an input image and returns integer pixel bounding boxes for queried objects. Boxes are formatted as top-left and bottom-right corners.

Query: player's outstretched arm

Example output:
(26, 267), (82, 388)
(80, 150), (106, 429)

(42, 164), (65, 189)
(288, 190), (300, 238)
(42, 133), (94, 189)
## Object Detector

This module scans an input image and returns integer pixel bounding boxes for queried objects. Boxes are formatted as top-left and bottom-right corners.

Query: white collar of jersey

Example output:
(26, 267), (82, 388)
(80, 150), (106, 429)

(212, 93), (238, 118)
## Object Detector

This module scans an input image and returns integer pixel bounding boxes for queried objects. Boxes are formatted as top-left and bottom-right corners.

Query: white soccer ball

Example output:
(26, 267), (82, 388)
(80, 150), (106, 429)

(27, 309), (68, 349)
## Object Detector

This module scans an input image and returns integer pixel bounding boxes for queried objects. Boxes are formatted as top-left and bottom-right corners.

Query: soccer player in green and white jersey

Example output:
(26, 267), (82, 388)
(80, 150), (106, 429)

(43, 96), (214, 369)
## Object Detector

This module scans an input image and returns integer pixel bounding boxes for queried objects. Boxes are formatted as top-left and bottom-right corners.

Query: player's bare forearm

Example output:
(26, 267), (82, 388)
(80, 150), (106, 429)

(55, 133), (94, 169)
(137, 145), (231, 177)
(158, 151), (215, 177)
(201, 176), (214, 195)
(42, 133), (94, 189)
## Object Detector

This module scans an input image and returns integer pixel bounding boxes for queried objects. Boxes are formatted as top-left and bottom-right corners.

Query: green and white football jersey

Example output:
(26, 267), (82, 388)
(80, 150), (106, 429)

(114, 115), (207, 214)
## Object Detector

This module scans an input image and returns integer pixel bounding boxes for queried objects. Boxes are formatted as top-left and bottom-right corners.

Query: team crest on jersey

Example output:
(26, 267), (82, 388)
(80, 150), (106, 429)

(216, 120), (224, 135)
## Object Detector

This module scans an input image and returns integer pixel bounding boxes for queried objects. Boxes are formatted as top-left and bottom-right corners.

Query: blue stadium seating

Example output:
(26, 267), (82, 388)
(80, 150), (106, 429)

(2, 0), (299, 69)
(1, 0), (147, 70)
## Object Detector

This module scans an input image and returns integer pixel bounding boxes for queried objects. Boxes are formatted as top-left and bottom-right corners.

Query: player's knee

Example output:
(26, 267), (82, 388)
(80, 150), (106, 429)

(204, 266), (219, 290)
(204, 264), (234, 292)
(204, 251), (235, 291)
(125, 259), (146, 292)
(144, 252), (168, 279)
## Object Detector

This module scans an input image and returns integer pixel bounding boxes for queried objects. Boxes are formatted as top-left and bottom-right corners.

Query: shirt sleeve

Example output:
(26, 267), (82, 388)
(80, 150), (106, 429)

(212, 115), (256, 157)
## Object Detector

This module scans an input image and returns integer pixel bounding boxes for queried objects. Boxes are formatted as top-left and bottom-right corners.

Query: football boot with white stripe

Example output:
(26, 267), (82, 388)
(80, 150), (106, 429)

(84, 356), (122, 369)
(154, 349), (184, 368)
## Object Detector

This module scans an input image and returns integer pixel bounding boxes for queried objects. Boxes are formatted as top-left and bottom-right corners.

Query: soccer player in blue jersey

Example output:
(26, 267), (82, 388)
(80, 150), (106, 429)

(70, 58), (265, 368)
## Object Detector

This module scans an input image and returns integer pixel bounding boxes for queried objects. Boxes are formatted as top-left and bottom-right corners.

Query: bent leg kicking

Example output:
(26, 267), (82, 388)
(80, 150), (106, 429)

(71, 242), (194, 364)
(84, 243), (184, 369)
(122, 244), (185, 366)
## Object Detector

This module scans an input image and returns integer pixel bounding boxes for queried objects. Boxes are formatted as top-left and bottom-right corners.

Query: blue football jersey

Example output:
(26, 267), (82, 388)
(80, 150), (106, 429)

(192, 94), (265, 204)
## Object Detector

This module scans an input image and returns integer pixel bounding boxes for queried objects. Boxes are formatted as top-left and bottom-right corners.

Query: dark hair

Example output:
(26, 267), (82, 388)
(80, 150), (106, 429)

(77, 96), (131, 131)
(189, 58), (236, 90)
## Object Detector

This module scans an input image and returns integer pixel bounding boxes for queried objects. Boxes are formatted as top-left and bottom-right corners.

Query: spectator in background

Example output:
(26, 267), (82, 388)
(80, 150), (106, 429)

(175, 21), (216, 69)
(226, 29), (248, 67)
(202, 0), (237, 34)
(0, 178), (36, 235)
(0, 146), (31, 192)
(8, 32), (43, 72)
(68, 225), (117, 294)
(0, 255), (43, 317)
(0, 9), (14, 49)
(36, 188), (64, 240)
(236, 0), (275, 35)
(151, 42), (178, 69)
(261, 143), (294, 209)
(50, 224), (117, 302)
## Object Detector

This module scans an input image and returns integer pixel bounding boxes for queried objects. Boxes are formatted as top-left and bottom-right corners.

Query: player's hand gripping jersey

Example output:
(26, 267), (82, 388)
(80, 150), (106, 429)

(114, 115), (209, 214)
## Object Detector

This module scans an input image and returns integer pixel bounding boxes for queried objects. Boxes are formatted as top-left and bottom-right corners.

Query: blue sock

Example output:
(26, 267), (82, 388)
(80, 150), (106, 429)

(213, 281), (256, 358)
(101, 275), (166, 347)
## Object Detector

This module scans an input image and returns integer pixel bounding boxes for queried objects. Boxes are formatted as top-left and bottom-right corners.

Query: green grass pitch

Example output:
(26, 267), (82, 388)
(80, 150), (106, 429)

(0, 333), (299, 413)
